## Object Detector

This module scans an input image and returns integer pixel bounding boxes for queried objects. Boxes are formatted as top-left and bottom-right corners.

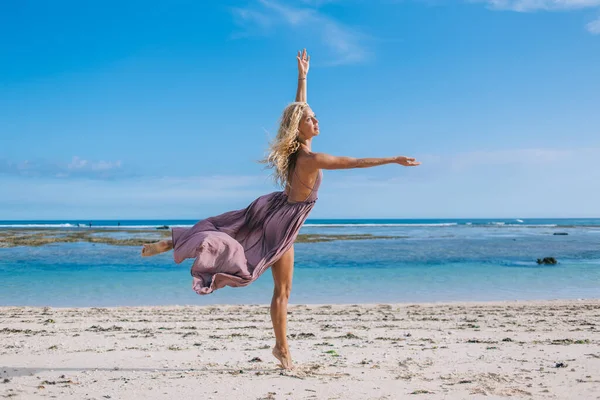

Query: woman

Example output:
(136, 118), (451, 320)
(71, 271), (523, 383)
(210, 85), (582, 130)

(141, 49), (421, 369)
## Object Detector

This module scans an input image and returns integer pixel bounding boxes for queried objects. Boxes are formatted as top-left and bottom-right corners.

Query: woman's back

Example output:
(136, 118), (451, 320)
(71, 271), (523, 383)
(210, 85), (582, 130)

(285, 165), (321, 203)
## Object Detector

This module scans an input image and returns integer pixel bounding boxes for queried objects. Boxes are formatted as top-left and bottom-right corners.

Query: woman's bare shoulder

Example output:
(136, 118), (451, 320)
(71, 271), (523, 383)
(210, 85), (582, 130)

(295, 146), (315, 168)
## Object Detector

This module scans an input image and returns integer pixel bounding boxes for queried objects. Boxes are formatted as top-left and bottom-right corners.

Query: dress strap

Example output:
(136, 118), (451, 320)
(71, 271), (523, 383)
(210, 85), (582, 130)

(293, 168), (315, 190)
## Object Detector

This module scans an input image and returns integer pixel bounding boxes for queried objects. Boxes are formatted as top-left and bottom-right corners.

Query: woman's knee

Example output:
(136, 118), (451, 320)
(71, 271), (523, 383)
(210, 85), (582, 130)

(274, 284), (292, 300)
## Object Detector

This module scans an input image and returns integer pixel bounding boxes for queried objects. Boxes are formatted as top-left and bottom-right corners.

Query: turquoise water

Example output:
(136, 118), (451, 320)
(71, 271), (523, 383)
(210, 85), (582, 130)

(2, 218), (600, 229)
(1, 219), (599, 306)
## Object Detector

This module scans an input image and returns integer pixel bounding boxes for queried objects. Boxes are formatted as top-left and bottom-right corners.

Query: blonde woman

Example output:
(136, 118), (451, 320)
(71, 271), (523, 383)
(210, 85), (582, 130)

(141, 49), (421, 369)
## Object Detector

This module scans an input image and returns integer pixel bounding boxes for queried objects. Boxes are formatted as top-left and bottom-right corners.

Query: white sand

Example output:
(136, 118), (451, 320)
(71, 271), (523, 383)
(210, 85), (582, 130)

(1, 300), (599, 399)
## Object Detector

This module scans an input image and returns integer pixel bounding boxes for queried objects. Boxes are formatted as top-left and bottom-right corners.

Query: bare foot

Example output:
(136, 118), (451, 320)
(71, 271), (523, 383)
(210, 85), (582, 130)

(272, 346), (293, 370)
(141, 240), (172, 257)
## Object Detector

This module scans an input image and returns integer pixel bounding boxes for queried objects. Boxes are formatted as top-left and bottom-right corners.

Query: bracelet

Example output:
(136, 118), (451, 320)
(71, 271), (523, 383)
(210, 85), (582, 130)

(298, 77), (306, 80)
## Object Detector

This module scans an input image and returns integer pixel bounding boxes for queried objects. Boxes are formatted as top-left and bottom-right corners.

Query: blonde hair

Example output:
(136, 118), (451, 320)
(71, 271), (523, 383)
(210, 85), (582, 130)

(260, 102), (309, 187)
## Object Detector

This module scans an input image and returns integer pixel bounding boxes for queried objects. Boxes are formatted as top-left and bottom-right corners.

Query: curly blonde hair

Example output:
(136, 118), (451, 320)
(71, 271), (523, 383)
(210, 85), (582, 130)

(260, 102), (309, 188)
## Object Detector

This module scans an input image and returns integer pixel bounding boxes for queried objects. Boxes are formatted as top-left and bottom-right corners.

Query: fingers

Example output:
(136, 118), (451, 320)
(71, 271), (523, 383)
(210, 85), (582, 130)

(400, 156), (420, 166)
(298, 49), (309, 61)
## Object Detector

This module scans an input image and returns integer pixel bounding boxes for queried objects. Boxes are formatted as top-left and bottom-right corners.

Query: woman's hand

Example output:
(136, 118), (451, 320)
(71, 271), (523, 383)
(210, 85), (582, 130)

(297, 48), (310, 78)
(395, 156), (421, 166)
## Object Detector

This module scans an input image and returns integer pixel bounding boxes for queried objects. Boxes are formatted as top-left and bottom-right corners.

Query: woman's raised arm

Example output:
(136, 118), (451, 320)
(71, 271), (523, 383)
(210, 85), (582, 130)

(295, 49), (309, 102)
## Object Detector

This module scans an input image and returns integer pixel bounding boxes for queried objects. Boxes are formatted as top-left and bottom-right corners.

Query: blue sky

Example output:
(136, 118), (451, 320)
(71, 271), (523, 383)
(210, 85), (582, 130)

(1, 0), (599, 219)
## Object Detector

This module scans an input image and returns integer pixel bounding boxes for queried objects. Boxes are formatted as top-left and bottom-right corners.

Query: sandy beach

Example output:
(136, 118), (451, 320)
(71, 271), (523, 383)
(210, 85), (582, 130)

(1, 300), (599, 399)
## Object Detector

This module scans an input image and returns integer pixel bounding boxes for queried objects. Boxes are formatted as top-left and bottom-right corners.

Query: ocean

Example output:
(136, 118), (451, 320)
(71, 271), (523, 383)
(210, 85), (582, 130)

(1, 218), (599, 307)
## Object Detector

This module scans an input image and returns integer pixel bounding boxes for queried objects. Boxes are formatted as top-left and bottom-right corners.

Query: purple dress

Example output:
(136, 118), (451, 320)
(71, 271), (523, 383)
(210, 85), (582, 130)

(172, 169), (322, 295)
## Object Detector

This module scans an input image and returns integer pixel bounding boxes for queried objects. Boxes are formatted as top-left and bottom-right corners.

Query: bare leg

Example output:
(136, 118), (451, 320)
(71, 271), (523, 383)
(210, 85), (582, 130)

(270, 246), (294, 370)
(141, 239), (173, 257)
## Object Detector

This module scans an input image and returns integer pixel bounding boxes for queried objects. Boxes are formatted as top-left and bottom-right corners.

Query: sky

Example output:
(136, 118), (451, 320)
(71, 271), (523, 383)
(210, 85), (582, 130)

(1, 0), (599, 220)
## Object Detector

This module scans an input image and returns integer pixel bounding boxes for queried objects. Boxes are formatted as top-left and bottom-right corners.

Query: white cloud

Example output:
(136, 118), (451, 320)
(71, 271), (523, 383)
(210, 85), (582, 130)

(298, 0), (342, 6)
(231, 0), (369, 65)
(587, 15), (600, 32)
(314, 146), (600, 218)
(477, 0), (600, 11)
(0, 174), (275, 219)
(472, 0), (600, 34)
(67, 156), (88, 170)
(0, 156), (124, 179)
(2, 147), (599, 219)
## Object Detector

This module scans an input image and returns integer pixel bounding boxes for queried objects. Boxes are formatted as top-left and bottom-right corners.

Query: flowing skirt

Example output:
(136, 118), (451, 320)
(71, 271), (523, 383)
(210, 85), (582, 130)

(171, 191), (316, 295)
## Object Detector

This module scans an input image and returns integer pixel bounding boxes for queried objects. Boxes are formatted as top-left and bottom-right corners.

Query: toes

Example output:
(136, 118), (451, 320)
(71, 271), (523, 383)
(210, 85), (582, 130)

(141, 244), (154, 257)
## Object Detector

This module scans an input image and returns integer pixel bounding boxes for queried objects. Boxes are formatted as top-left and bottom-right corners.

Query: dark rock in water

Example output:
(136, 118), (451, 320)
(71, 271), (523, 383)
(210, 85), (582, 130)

(156, 225), (170, 230)
(537, 257), (557, 265)
(553, 232), (568, 235)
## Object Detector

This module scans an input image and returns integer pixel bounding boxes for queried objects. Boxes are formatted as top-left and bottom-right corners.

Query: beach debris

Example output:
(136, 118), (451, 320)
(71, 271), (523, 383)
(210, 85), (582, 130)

(555, 362), (568, 368)
(551, 338), (590, 345)
(466, 339), (498, 344)
(324, 350), (339, 357)
(411, 389), (433, 394)
(290, 332), (315, 339)
(86, 325), (123, 332)
(0, 328), (47, 335)
(536, 257), (557, 265)
(249, 357), (262, 362)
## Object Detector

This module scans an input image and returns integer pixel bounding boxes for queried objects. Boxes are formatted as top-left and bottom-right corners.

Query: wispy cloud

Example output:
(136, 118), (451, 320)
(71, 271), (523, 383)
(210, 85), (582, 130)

(2, 147), (599, 219)
(476, 0), (600, 11)
(231, 0), (369, 65)
(472, 0), (600, 33)
(0, 156), (125, 179)
(314, 146), (600, 218)
(322, 147), (600, 190)
(298, 0), (342, 6)
(587, 15), (600, 33)
(0, 174), (275, 219)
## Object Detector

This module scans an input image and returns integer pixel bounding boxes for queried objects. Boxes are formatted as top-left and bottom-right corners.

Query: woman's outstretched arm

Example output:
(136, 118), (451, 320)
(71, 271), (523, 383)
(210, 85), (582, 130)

(295, 49), (309, 102)
(300, 151), (421, 170)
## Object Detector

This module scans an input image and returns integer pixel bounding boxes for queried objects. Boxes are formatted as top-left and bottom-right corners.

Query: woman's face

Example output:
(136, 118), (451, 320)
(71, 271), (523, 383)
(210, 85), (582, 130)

(298, 107), (319, 141)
